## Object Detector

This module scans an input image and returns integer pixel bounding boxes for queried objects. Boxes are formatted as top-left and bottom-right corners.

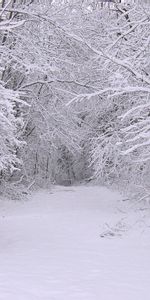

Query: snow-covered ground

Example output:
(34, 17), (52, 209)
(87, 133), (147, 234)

(0, 186), (150, 300)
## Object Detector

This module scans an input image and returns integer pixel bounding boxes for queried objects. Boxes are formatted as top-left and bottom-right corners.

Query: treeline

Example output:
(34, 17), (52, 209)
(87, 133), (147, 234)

(0, 0), (150, 200)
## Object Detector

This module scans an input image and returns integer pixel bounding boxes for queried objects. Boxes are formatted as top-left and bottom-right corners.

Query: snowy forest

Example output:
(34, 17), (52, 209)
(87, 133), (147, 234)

(1, 1), (150, 299)
(0, 0), (150, 199)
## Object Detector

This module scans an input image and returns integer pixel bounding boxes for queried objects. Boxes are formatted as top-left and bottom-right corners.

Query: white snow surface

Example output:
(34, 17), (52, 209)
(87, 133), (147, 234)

(0, 185), (150, 300)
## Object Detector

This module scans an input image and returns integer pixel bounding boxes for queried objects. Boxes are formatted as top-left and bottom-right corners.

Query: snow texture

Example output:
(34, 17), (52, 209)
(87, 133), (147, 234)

(0, 186), (150, 300)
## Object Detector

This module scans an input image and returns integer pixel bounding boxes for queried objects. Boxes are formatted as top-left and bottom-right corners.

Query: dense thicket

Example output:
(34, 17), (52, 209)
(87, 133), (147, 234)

(0, 0), (150, 199)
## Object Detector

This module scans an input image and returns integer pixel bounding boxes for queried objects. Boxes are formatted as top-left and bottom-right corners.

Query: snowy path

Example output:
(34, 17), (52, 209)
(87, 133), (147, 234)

(0, 186), (150, 300)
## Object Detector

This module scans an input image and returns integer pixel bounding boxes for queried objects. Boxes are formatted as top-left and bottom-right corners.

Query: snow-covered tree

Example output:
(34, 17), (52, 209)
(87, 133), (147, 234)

(0, 0), (27, 182)
(86, 2), (150, 194)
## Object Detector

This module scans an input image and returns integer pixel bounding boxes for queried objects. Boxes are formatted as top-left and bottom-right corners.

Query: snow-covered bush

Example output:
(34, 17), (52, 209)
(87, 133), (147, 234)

(0, 85), (24, 178)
